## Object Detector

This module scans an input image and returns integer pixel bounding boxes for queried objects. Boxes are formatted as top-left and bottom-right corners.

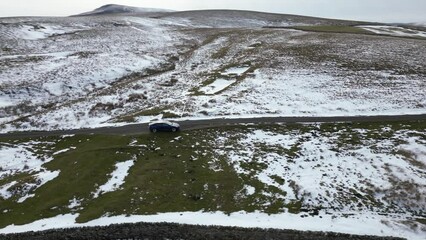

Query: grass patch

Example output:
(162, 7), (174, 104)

(416, 218), (426, 225)
(285, 200), (302, 214)
(0, 56), (46, 69)
(67, 51), (97, 58)
(292, 25), (372, 34)
(1, 47), (13, 52)
(248, 42), (262, 48)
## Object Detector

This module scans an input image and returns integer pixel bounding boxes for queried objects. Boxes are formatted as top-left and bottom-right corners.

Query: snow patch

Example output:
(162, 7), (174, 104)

(359, 25), (426, 38)
(0, 211), (424, 240)
(14, 25), (80, 40)
(68, 197), (82, 209)
(0, 143), (52, 177)
(222, 66), (250, 76)
(400, 137), (426, 166)
(244, 185), (256, 195)
(199, 78), (236, 95)
(53, 147), (76, 156)
(93, 159), (135, 198)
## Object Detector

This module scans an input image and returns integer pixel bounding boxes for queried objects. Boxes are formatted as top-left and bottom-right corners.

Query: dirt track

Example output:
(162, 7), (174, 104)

(0, 221), (405, 240)
(0, 114), (425, 139)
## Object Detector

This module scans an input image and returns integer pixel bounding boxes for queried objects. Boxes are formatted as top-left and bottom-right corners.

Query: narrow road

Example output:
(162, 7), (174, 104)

(0, 114), (425, 139)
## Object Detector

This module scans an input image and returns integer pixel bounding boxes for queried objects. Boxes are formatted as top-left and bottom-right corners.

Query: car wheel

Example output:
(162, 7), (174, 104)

(172, 128), (177, 132)
(152, 128), (157, 133)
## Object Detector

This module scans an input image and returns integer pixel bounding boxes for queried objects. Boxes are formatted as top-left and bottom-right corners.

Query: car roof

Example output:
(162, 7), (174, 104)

(148, 120), (177, 126)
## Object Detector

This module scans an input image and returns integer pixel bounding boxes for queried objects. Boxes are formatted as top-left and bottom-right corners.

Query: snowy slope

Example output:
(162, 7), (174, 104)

(0, 16), (186, 130)
(0, 11), (425, 133)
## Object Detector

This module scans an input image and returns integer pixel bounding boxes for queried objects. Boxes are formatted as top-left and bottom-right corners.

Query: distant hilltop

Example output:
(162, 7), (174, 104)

(73, 4), (174, 16)
(413, 22), (426, 27)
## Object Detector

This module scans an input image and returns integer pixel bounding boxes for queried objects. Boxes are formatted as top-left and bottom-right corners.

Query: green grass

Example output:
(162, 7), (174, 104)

(416, 218), (426, 225)
(288, 25), (426, 41)
(0, 129), (277, 227)
(292, 25), (372, 34)
(0, 135), (134, 227)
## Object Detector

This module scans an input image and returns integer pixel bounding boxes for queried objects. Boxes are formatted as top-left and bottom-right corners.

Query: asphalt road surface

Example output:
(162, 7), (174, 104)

(0, 114), (425, 139)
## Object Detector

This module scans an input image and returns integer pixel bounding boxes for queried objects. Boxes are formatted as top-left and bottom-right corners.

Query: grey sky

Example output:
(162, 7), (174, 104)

(0, 0), (425, 23)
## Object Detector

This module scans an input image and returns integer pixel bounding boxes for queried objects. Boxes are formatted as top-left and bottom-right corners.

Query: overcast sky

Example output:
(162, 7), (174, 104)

(0, 0), (425, 23)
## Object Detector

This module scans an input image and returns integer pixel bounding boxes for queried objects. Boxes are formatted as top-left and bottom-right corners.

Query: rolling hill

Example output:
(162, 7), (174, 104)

(0, 5), (425, 239)
(73, 4), (173, 16)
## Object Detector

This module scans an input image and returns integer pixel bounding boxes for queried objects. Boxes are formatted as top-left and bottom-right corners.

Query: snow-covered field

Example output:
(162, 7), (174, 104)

(190, 69), (425, 117)
(0, 16), (182, 130)
(0, 12), (425, 132)
(221, 127), (426, 214)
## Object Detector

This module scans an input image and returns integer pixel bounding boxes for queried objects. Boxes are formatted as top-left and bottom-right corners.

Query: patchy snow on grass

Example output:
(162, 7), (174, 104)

(0, 143), (51, 177)
(93, 159), (135, 198)
(68, 197), (82, 209)
(190, 68), (426, 117)
(211, 126), (426, 239)
(0, 181), (17, 199)
(0, 142), (59, 202)
(0, 15), (178, 131)
(221, 128), (426, 213)
(17, 170), (60, 203)
(399, 137), (426, 166)
(0, 124), (424, 239)
(359, 25), (426, 38)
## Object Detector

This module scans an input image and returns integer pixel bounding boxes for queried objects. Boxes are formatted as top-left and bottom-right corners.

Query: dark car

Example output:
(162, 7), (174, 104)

(148, 120), (180, 133)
